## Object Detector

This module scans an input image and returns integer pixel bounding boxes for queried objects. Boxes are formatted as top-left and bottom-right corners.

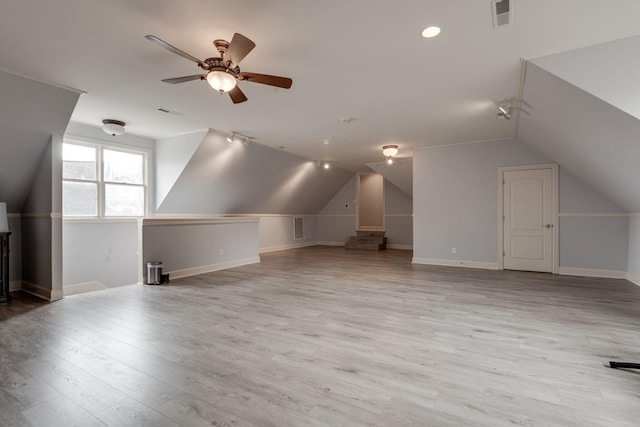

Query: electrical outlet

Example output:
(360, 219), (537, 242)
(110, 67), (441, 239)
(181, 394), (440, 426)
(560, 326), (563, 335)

(451, 247), (457, 254)
(219, 249), (224, 256)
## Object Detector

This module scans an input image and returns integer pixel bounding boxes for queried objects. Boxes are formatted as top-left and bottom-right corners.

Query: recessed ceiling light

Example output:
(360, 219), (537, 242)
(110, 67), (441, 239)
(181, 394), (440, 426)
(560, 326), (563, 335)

(422, 26), (441, 38)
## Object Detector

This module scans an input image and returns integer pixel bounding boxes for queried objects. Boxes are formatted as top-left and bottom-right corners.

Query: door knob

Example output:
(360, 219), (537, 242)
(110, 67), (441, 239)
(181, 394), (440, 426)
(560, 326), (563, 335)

(544, 224), (553, 228)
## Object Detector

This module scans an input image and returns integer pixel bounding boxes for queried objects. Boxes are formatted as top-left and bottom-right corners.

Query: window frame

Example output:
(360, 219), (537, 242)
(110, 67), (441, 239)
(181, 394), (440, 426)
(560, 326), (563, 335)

(63, 137), (149, 219)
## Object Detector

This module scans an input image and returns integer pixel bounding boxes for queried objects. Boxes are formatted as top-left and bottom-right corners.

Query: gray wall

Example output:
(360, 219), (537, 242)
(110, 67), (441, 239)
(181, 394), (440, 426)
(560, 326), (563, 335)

(629, 217), (640, 283)
(7, 215), (21, 286)
(21, 136), (64, 300)
(318, 175), (413, 248)
(63, 220), (139, 290)
(259, 215), (317, 253)
(413, 139), (628, 272)
(558, 168), (629, 272)
(142, 219), (260, 280)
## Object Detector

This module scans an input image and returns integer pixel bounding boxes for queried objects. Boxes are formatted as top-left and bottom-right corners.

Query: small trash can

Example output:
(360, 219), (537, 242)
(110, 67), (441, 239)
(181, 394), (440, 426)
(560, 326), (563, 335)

(146, 261), (163, 285)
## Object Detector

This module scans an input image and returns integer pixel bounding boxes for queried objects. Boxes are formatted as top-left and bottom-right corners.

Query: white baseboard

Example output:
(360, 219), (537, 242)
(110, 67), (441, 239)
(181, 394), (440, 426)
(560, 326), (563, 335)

(260, 241), (317, 254)
(20, 281), (64, 301)
(316, 241), (345, 247)
(63, 281), (107, 296)
(388, 244), (413, 250)
(412, 257), (499, 270)
(558, 267), (628, 279)
(626, 273), (640, 287)
(167, 257), (261, 280)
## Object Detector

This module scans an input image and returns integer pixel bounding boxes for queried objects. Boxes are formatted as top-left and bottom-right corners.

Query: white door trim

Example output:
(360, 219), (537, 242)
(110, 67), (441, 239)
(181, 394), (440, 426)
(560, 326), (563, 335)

(497, 163), (558, 273)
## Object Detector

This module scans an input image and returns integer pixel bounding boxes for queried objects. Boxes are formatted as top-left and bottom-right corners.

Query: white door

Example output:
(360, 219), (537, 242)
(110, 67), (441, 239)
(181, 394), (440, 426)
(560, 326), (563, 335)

(503, 168), (554, 272)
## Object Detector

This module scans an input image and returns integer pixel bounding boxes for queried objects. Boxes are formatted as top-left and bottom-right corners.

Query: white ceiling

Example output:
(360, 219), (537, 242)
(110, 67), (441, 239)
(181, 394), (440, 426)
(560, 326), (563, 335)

(2, 0), (640, 170)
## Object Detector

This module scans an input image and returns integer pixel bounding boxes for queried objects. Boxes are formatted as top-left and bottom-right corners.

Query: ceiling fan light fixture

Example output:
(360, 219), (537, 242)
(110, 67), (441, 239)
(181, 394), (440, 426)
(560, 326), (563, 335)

(207, 70), (237, 93)
(102, 119), (125, 136)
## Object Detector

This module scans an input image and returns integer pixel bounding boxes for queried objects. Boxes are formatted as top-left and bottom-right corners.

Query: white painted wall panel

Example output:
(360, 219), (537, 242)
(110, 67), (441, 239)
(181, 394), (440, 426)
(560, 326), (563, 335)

(63, 221), (139, 288)
(142, 220), (259, 278)
(259, 215), (317, 252)
(559, 217), (628, 272)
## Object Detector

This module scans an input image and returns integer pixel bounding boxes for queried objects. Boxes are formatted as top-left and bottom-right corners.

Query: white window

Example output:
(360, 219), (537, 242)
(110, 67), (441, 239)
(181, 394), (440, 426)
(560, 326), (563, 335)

(63, 141), (147, 217)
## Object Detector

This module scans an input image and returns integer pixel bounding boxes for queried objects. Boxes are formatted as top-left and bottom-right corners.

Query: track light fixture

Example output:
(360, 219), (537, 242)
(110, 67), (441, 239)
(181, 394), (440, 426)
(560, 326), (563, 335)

(497, 105), (511, 120)
(226, 131), (250, 144)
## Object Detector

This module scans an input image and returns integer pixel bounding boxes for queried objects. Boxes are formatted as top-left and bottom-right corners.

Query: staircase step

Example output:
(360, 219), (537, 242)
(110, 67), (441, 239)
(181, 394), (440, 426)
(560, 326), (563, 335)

(345, 241), (386, 251)
(356, 230), (386, 238)
(348, 236), (387, 243)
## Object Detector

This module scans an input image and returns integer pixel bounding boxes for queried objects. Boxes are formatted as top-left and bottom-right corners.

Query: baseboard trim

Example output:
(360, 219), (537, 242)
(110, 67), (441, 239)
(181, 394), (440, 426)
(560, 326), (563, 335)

(167, 257), (261, 280)
(63, 281), (107, 296)
(316, 241), (345, 247)
(627, 273), (640, 287)
(260, 242), (317, 254)
(558, 267), (628, 279)
(20, 281), (64, 301)
(412, 258), (499, 270)
(388, 244), (413, 250)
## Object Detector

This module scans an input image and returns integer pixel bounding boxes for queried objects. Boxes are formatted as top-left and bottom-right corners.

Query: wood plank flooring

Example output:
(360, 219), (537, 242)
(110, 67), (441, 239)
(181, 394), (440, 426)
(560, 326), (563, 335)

(2, 246), (640, 426)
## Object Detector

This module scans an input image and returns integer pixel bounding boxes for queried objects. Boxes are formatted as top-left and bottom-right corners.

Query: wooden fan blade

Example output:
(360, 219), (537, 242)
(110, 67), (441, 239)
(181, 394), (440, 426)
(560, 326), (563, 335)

(161, 75), (206, 84)
(224, 33), (256, 67)
(238, 72), (292, 89)
(146, 35), (209, 69)
(228, 85), (248, 104)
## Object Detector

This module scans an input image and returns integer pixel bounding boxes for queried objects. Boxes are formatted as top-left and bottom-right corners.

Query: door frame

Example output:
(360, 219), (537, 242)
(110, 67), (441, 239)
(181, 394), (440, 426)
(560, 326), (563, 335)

(497, 163), (559, 273)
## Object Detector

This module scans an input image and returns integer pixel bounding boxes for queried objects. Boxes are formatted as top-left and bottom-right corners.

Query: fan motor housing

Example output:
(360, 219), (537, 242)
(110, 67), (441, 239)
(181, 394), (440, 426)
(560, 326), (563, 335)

(204, 57), (240, 77)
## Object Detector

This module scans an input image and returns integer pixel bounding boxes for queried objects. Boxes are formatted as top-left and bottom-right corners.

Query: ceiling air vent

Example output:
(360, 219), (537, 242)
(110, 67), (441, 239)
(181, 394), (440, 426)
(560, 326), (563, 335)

(491, 0), (511, 28)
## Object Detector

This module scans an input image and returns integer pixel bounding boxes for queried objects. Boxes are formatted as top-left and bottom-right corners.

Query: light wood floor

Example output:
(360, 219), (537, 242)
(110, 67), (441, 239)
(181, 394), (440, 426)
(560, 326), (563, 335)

(2, 246), (640, 426)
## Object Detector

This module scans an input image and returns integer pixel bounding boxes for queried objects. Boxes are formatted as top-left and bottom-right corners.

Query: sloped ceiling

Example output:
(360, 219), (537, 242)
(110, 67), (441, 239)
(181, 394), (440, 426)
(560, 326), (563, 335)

(3, 1), (640, 170)
(366, 159), (413, 196)
(156, 130), (353, 215)
(518, 62), (640, 212)
(530, 35), (640, 120)
(0, 70), (81, 211)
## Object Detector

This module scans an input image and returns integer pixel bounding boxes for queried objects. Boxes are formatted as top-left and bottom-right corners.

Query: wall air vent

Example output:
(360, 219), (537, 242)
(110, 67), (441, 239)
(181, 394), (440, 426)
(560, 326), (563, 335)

(294, 217), (304, 240)
(491, 0), (511, 28)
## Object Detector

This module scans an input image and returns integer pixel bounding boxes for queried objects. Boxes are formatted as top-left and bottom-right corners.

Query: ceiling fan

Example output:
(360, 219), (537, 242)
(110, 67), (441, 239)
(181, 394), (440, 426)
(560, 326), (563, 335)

(146, 33), (292, 104)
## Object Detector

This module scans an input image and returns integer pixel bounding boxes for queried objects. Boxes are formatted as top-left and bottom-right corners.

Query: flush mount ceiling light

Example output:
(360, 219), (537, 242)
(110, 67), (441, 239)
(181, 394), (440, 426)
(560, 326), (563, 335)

(421, 26), (441, 38)
(102, 119), (125, 136)
(206, 70), (237, 93)
(382, 145), (399, 164)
